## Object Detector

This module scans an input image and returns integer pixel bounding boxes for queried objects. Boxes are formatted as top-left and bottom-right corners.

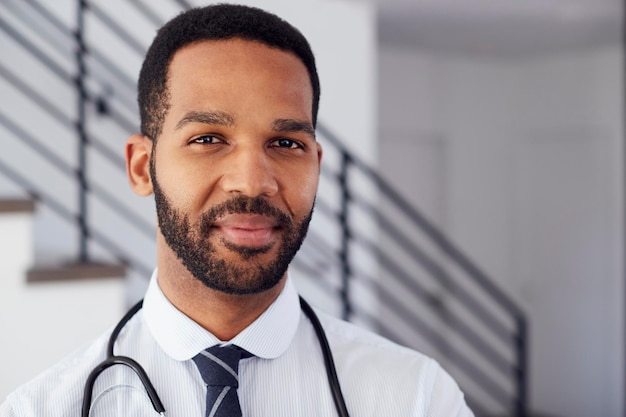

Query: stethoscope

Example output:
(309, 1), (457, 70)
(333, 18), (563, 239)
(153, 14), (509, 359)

(82, 297), (350, 417)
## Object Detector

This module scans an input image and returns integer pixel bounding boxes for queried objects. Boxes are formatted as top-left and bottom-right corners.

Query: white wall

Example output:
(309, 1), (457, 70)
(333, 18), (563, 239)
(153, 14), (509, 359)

(379, 45), (624, 416)
(0, 209), (127, 400)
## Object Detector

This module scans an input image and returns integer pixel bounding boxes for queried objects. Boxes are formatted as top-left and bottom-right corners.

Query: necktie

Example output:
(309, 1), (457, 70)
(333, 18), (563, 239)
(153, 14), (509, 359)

(192, 345), (251, 417)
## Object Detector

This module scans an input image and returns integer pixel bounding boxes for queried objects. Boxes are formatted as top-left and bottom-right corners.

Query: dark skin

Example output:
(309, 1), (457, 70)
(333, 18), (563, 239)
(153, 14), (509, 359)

(125, 39), (322, 340)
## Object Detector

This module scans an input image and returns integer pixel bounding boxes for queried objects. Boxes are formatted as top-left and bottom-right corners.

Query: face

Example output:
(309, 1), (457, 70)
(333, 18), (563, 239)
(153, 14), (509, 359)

(148, 39), (321, 295)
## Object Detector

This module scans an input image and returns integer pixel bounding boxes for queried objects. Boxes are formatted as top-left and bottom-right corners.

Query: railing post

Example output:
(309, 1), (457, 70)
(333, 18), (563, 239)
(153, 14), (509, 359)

(338, 151), (352, 320)
(515, 317), (528, 417)
(75, 0), (89, 262)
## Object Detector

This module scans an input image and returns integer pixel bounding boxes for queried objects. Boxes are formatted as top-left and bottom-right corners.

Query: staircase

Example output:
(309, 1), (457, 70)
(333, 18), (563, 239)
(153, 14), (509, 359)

(0, 199), (126, 398)
(0, 1), (527, 415)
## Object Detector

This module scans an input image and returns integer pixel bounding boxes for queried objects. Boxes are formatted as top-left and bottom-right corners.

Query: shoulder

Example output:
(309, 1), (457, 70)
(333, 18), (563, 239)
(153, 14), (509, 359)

(312, 310), (473, 416)
(316, 309), (430, 363)
(1, 308), (150, 417)
(1, 330), (110, 416)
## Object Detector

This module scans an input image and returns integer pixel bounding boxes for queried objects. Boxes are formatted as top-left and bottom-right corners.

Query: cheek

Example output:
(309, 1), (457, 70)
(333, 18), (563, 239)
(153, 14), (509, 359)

(155, 159), (217, 212)
(284, 170), (319, 215)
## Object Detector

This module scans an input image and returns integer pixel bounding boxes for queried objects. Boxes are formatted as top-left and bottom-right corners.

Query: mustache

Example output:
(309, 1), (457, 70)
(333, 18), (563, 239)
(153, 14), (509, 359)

(198, 196), (293, 237)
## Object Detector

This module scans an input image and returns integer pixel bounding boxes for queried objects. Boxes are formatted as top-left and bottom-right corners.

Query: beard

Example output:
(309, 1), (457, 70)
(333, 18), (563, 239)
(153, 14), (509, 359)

(151, 161), (313, 295)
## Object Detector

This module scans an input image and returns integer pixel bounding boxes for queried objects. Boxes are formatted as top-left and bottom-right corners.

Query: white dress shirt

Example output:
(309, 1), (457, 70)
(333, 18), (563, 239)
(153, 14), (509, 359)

(0, 270), (473, 416)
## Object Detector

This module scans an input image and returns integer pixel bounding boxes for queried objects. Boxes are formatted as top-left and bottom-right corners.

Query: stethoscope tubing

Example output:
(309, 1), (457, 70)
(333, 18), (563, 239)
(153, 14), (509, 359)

(82, 297), (350, 417)
(82, 300), (165, 417)
(299, 297), (350, 417)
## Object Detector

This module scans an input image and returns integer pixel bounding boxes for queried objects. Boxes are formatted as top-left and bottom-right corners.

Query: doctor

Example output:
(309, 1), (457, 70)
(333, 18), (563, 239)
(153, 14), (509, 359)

(0, 4), (473, 416)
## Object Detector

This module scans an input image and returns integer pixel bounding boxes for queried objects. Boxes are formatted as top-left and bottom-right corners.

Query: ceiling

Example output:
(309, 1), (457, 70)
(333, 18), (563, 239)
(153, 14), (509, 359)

(370, 0), (623, 57)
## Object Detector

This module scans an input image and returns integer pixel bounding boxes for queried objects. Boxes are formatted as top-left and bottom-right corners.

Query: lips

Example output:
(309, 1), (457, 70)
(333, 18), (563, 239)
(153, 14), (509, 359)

(211, 214), (279, 247)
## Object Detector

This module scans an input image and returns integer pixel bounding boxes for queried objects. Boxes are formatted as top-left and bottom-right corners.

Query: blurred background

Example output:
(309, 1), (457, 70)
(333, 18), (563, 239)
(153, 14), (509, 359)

(0, 0), (623, 416)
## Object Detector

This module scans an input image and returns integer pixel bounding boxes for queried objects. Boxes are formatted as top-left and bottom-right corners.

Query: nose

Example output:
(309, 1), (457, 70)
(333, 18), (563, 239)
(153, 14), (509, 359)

(219, 145), (279, 198)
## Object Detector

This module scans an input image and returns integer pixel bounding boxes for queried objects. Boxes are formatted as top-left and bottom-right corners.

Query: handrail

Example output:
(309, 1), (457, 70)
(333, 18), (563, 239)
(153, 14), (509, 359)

(337, 152), (352, 320)
(83, 1), (147, 54)
(0, 14), (73, 85)
(314, 199), (515, 408)
(128, 0), (165, 27)
(0, 9), (136, 154)
(298, 228), (505, 413)
(0, 160), (152, 277)
(0, 1), (528, 414)
(0, 111), (154, 239)
(317, 123), (526, 319)
(0, 58), (152, 238)
(13, 0), (138, 107)
(315, 187), (515, 342)
(76, 0), (89, 261)
(0, 61), (124, 172)
(317, 127), (528, 416)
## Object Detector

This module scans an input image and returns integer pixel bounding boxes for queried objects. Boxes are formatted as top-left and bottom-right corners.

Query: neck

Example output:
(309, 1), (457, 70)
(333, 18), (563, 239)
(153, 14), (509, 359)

(156, 241), (286, 341)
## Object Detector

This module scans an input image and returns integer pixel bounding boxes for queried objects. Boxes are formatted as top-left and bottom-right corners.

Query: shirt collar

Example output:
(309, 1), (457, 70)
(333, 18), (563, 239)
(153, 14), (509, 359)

(143, 269), (301, 361)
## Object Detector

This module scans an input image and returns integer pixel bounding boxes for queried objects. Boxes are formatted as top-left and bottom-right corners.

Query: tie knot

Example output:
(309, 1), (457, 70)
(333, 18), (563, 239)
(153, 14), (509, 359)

(192, 345), (251, 388)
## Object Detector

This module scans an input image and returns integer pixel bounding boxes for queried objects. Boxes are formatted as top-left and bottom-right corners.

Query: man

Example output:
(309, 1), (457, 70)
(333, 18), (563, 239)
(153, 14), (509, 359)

(0, 4), (473, 416)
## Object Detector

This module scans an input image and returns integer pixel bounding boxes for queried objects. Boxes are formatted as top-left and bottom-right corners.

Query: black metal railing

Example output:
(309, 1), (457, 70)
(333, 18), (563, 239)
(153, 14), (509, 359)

(313, 125), (527, 415)
(0, 1), (527, 415)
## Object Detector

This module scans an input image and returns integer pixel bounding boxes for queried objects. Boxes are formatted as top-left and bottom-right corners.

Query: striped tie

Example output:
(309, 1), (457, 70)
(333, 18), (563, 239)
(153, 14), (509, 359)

(192, 345), (251, 417)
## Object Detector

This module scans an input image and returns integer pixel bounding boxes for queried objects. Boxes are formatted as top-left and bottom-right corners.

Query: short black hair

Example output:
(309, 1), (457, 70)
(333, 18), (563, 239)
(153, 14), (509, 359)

(138, 3), (320, 140)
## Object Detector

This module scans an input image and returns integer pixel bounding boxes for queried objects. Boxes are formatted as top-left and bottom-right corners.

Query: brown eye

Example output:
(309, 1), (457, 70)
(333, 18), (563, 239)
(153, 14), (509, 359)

(272, 138), (302, 149)
(191, 135), (223, 144)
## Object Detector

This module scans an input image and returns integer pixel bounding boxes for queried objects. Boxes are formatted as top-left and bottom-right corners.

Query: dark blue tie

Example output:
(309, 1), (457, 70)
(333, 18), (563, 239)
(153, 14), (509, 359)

(192, 345), (251, 417)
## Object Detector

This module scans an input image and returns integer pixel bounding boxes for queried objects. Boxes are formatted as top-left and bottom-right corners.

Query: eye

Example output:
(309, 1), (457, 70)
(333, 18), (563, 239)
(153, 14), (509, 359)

(190, 135), (224, 145)
(271, 138), (303, 149)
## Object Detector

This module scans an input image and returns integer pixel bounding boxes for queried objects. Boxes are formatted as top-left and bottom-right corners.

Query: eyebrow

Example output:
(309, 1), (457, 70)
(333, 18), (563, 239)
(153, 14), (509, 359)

(175, 111), (315, 137)
(272, 119), (316, 137)
(175, 110), (234, 130)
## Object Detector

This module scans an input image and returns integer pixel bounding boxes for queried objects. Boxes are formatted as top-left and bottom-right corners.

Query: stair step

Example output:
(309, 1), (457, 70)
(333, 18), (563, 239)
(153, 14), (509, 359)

(0, 198), (35, 213)
(27, 261), (126, 283)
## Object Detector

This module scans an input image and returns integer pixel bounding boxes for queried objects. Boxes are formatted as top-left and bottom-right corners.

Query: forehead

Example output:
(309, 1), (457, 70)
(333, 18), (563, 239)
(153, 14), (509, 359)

(165, 39), (313, 114)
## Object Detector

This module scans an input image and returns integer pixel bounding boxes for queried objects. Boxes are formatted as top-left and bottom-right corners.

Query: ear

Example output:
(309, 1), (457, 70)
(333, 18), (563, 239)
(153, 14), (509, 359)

(125, 134), (154, 196)
(316, 141), (323, 167)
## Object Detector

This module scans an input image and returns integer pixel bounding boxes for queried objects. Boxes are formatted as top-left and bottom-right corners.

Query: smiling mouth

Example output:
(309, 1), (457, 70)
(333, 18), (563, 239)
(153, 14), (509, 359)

(212, 214), (280, 248)
(216, 225), (278, 248)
